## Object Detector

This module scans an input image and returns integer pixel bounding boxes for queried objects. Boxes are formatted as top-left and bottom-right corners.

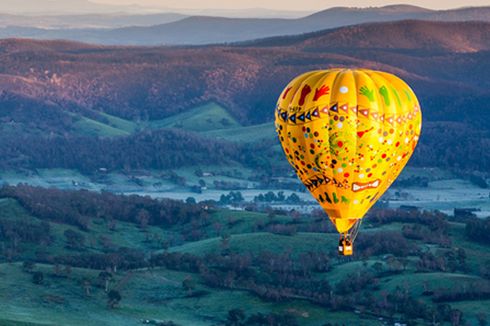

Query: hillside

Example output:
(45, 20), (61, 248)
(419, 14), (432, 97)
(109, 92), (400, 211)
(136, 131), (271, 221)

(0, 20), (489, 172)
(1, 21), (490, 121)
(0, 13), (187, 29)
(1, 5), (490, 45)
(0, 185), (488, 325)
(296, 20), (490, 52)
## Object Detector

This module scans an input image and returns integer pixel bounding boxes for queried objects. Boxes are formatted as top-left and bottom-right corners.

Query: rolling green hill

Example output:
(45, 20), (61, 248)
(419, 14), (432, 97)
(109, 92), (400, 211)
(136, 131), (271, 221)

(202, 122), (275, 143)
(71, 102), (247, 139)
(0, 187), (488, 325)
(73, 116), (132, 137)
(147, 102), (241, 132)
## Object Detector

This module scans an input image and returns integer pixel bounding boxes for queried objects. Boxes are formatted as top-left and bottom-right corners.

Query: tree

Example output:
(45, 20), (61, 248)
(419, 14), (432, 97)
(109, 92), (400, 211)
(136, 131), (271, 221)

(83, 279), (92, 296)
(99, 271), (113, 292)
(22, 261), (35, 272)
(64, 229), (85, 249)
(372, 262), (384, 274)
(477, 312), (488, 326)
(182, 276), (196, 295)
(226, 309), (246, 326)
(107, 290), (122, 309)
(451, 309), (463, 326)
(136, 209), (150, 229)
(32, 271), (44, 285)
(194, 168), (203, 177)
(287, 193), (301, 204)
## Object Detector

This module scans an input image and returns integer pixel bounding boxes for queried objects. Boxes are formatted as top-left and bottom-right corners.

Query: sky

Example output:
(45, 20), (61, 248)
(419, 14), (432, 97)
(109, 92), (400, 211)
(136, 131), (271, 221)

(92, 0), (490, 11)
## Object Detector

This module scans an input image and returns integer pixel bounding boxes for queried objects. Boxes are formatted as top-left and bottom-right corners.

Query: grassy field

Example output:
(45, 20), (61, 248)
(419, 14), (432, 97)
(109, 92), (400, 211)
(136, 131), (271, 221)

(0, 194), (488, 325)
(147, 102), (241, 132)
(0, 262), (384, 326)
(202, 122), (275, 143)
(70, 102), (242, 137)
(170, 232), (338, 257)
(73, 116), (131, 137)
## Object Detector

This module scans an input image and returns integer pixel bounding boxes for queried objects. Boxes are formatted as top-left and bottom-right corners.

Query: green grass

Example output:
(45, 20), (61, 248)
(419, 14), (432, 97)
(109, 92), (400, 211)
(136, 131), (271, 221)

(171, 232), (338, 257)
(380, 272), (482, 296)
(97, 112), (138, 134)
(1, 190), (489, 325)
(73, 116), (130, 137)
(0, 262), (377, 326)
(148, 102), (241, 132)
(202, 122), (275, 143)
(449, 222), (490, 273)
(0, 198), (172, 258)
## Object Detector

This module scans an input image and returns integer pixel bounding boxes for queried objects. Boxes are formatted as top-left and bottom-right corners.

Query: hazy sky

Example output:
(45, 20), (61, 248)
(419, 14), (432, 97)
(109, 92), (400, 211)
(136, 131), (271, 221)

(92, 0), (490, 11)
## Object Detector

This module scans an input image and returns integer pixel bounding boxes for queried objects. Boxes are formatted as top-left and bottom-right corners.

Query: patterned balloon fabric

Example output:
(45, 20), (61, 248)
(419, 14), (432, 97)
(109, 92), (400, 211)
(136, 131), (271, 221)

(275, 69), (422, 235)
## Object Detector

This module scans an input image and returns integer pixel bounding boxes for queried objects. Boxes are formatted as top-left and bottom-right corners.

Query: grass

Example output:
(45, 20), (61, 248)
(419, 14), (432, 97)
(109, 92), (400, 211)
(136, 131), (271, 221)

(73, 116), (130, 137)
(202, 122), (275, 143)
(0, 262), (380, 326)
(1, 189), (489, 325)
(97, 112), (138, 134)
(171, 232), (338, 257)
(148, 102), (241, 132)
(72, 102), (256, 140)
(449, 222), (490, 273)
(0, 198), (172, 259)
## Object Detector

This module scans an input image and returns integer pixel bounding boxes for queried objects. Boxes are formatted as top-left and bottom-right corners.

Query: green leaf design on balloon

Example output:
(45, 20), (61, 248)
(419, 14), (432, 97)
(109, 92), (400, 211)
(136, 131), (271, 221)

(404, 89), (412, 102)
(391, 87), (402, 107)
(379, 86), (390, 106)
(359, 86), (375, 102)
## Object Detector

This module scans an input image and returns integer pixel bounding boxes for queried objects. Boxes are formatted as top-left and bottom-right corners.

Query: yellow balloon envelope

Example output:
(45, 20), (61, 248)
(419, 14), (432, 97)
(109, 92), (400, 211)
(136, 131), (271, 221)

(275, 69), (422, 250)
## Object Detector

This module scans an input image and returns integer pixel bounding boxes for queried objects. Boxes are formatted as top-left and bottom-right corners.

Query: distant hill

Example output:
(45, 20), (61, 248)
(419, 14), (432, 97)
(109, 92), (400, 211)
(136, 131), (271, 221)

(0, 21), (489, 121)
(0, 0), (148, 15)
(287, 20), (490, 52)
(0, 20), (489, 172)
(0, 13), (187, 29)
(1, 5), (490, 45)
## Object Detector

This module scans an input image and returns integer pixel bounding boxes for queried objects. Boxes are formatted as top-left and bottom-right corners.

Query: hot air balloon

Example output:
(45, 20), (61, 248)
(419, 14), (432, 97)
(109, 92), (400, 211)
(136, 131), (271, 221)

(275, 68), (422, 255)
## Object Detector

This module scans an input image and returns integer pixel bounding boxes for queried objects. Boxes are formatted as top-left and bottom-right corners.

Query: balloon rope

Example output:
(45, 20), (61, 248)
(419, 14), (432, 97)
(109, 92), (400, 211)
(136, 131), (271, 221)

(349, 219), (363, 242)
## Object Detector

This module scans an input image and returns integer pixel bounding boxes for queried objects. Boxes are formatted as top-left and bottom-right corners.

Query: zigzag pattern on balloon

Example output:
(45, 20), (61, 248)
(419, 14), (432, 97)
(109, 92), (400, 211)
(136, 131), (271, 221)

(276, 103), (420, 126)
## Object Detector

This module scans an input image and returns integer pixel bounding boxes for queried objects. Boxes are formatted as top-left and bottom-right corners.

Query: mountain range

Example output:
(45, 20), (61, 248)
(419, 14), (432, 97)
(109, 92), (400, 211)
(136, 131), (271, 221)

(0, 20), (489, 172)
(1, 5), (490, 45)
(0, 12), (187, 29)
(0, 0), (147, 15)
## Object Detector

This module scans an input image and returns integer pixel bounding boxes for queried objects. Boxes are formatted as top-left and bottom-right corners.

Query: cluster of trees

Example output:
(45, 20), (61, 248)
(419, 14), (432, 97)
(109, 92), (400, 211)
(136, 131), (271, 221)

(411, 121), (490, 171)
(0, 185), (209, 230)
(356, 231), (415, 257)
(0, 91), (76, 135)
(53, 248), (147, 271)
(148, 249), (468, 324)
(226, 309), (298, 326)
(415, 249), (467, 273)
(218, 191), (244, 205)
(465, 217), (490, 244)
(0, 218), (52, 261)
(0, 129), (251, 173)
(253, 191), (301, 204)
(369, 208), (450, 245)
(393, 176), (429, 188)
(432, 280), (490, 302)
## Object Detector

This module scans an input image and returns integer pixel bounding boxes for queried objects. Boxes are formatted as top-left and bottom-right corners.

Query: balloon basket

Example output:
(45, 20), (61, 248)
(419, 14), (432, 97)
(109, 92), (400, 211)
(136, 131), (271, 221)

(338, 235), (353, 256)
